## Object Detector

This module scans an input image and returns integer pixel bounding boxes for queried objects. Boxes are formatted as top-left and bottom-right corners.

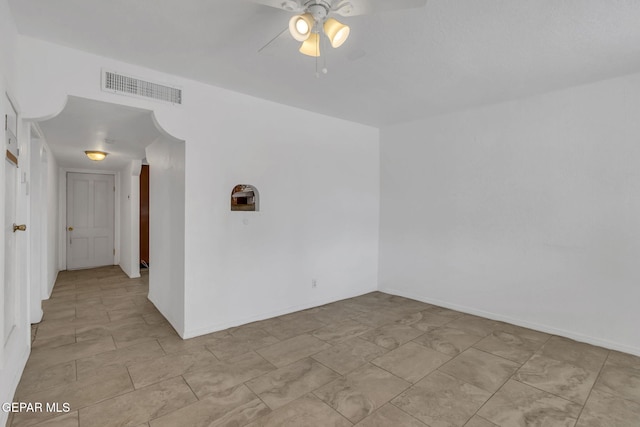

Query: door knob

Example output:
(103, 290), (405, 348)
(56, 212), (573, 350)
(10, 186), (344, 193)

(68, 226), (74, 231)
(13, 223), (27, 232)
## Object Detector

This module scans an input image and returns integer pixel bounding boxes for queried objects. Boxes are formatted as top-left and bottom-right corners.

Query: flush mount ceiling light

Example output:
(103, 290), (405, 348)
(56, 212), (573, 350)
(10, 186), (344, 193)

(85, 150), (108, 161)
(251, 0), (427, 58)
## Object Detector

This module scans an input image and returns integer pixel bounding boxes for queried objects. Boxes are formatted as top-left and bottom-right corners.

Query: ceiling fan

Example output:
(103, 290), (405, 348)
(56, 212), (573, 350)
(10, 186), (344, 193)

(249, 0), (428, 57)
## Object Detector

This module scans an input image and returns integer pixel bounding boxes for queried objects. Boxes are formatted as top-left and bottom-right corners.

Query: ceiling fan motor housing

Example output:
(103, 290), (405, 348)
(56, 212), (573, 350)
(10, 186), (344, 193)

(281, 0), (300, 11)
(306, 1), (331, 23)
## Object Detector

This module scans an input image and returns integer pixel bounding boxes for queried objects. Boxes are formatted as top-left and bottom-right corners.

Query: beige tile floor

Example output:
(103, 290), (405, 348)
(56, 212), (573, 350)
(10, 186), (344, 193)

(7, 266), (640, 427)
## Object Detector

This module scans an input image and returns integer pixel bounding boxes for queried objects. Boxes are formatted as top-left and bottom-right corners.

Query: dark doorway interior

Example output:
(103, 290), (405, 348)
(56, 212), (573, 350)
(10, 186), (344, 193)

(140, 164), (150, 268)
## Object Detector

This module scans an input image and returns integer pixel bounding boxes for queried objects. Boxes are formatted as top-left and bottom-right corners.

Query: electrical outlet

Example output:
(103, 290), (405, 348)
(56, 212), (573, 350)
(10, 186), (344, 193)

(311, 279), (317, 289)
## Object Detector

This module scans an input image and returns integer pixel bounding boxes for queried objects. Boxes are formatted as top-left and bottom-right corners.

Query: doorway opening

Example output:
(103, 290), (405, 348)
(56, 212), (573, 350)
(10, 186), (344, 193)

(28, 95), (185, 335)
(140, 164), (149, 269)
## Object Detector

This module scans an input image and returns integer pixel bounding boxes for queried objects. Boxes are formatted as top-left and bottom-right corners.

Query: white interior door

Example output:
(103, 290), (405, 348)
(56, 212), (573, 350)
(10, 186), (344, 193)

(66, 172), (115, 270)
(4, 92), (21, 346)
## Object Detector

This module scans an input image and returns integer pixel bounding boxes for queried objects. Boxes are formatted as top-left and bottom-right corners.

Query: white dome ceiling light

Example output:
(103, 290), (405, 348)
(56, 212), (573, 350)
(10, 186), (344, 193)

(252, 0), (427, 58)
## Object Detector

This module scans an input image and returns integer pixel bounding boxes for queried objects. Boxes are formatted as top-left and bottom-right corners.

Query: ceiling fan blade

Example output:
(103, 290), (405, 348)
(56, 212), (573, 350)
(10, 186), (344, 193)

(258, 27), (290, 53)
(246, 0), (304, 13)
(333, 0), (428, 16)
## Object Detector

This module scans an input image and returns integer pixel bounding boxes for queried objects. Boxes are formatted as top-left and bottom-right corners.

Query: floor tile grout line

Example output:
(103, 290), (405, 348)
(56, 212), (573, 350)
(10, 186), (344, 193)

(427, 340), (591, 426)
(465, 414), (497, 427)
(180, 374), (201, 402)
(469, 330), (552, 360)
(439, 355), (516, 390)
(573, 349), (611, 423)
(366, 377), (419, 423)
(15, 375), (137, 425)
(388, 401), (433, 426)
(508, 336), (611, 407)
(248, 351), (412, 423)
(509, 377), (587, 408)
(408, 333), (472, 359)
(307, 354), (348, 377)
(588, 385), (640, 406)
(330, 399), (357, 426)
(458, 346), (528, 366)
(469, 372), (516, 425)
(242, 382), (273, 415)
(508, 333), (552, 374)
(372, 353), (431, 383)
(124, 361), (138, 393)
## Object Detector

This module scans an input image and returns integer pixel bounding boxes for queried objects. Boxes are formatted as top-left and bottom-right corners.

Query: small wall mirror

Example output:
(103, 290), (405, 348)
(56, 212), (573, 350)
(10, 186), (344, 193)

(231, 184), (259, 212)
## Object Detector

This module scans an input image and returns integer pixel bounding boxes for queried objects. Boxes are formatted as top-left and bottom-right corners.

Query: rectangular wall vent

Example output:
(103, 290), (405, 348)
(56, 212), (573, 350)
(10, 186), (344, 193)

(101, 70), (182, 105)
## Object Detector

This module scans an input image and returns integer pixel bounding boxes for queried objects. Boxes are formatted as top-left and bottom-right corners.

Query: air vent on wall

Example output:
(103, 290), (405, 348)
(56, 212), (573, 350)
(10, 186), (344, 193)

(101, 70), (182, 105)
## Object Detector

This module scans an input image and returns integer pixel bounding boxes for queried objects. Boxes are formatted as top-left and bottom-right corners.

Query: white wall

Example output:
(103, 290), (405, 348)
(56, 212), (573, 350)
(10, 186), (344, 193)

(0, 0), (31, 422)
(45, 145), (59, 296)
(119, 159), (141, 278)
(31, 136), (58, 298)
(379, 73), (640, 356)
(183, 103), (380, 338)
(146, 137), (185, 334)
(27, 134), (58, 311)
(28, 135), (44, 322)
(15, 35), (380, 339)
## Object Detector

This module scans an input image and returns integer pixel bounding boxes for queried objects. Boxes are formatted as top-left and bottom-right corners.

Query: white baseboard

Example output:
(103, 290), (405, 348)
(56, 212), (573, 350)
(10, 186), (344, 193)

(118, 263), (140, 279)
(0, 343), (30, 426)
(380, 286), (640, 357)
(147, 292), (184, 337)
(44, 270), (59, 300)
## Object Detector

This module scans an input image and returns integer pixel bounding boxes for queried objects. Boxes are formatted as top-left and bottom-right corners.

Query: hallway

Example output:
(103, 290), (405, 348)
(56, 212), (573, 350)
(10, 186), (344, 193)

(10, 267), (178, 426)
(7, 267), (640, 426)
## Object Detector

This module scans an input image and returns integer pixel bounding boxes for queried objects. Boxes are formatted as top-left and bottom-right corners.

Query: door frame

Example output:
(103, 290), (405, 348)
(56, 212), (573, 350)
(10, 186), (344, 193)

(4, 140), (20, 347)
(58, 168), (120, 271)
(28, 123), (46, 322)
(1, 91), (30, 416)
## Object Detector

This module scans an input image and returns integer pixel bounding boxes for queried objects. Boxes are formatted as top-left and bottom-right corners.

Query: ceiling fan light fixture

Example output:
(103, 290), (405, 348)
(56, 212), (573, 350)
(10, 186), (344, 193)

(289, 13), (314, 41)
(323, 17), (350, 48)
(299, 32), (320, 57)
(85, 150), (108, 161)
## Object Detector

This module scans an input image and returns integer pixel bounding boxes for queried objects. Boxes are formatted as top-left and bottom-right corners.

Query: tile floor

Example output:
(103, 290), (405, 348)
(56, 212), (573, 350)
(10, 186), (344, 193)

(7, 266), (640, 426)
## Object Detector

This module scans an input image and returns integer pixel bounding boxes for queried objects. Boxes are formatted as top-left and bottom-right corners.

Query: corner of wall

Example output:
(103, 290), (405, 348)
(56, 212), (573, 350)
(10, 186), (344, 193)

(46, 270), (59, 299)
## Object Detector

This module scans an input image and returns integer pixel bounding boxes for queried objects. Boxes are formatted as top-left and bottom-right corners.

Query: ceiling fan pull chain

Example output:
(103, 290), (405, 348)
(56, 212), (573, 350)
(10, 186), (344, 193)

(315, 18), (320, 78)
(322, 30), (328, 75)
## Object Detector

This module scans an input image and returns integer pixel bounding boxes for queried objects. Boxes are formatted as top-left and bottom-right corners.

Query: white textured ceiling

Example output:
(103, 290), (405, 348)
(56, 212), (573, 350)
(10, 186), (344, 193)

(37, 96), (166, 170)
(9, 0), (640, 127)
